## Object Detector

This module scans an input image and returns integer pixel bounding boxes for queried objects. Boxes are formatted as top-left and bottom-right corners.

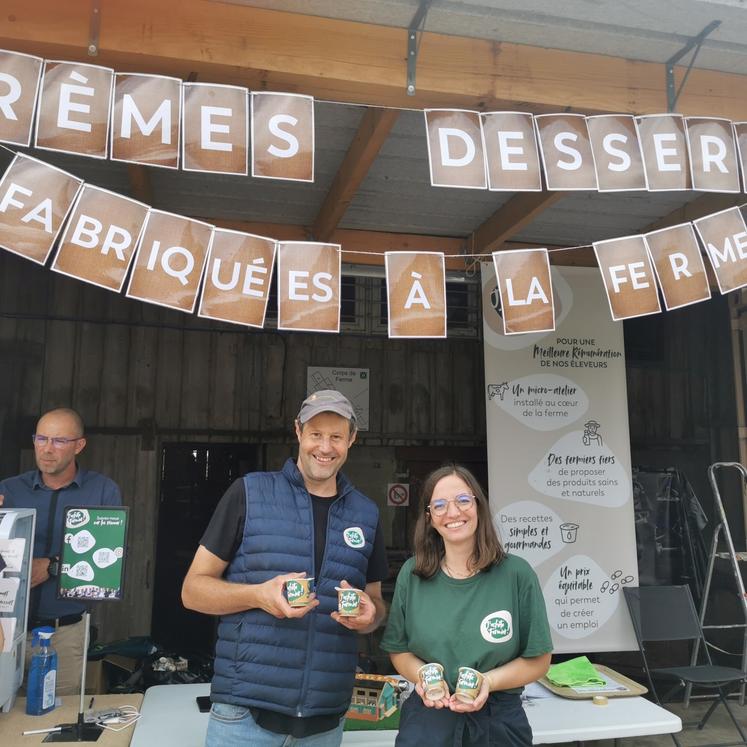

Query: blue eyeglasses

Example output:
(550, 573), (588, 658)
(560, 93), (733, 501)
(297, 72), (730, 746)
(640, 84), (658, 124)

(426, 494), (475, 517)
(32, 435), (82, 448)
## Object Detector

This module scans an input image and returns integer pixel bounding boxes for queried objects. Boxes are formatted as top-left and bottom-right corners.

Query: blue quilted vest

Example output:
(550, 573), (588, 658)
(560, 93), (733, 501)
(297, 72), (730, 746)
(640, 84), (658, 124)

(210, 458), (379, 717)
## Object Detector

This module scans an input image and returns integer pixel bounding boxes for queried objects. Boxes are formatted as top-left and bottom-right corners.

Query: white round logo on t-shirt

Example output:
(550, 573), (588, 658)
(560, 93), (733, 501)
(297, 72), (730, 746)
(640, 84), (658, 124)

(480, 610), (513, 643)
(343, 526), (365, 548)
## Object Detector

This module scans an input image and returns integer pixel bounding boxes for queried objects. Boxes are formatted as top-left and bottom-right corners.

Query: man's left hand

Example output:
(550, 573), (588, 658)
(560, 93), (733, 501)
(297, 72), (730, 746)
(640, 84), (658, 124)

(30, 557), (51, 588)
(331, 579), (377, 631)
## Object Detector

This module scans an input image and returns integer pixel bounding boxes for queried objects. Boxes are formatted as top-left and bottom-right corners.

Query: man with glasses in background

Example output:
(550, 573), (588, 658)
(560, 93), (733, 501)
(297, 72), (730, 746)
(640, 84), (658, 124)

(0, 407), (122, 694)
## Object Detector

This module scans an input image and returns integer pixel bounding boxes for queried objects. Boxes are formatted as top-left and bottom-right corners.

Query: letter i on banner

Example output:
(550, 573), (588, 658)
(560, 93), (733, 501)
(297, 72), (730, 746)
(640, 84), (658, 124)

(534, 113), (598, 190)
(592, 235), (662, 321)
(277, 241), (340, 332)
(126, 210), (214, 312)
(693, 206), (747, 294)
(424, 109), (487, 188)
(111, 73), (182, 169)
(586, 114), (648, 192)
(635, 114), (691, 191)
(0, 153), (82, 264)
(0, 50), (43, 147)
(492, 248), (555, 334)
(385, 252), (446, 338)
(34, 61), (114, 158)
(251, 92), (314, 182)
(199, 229), (277, 327)
(684, 117), (740, 193)
(52, 185), (149, 292)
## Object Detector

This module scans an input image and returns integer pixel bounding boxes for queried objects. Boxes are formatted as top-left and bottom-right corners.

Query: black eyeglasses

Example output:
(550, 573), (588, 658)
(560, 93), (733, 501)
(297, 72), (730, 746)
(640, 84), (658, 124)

(32, 435), (81, 449)
(425, 494), (475, 517)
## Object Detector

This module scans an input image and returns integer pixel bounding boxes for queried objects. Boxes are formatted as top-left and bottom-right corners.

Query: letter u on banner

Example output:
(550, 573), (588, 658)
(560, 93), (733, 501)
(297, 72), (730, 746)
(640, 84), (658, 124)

(277, 241), (340, 332)
(0, 49), (43, 147)
(492, 248), (555, 334)
(385, 251), (446, 338)
(424, 109), (487, 189)
(693, 206), (747, 294)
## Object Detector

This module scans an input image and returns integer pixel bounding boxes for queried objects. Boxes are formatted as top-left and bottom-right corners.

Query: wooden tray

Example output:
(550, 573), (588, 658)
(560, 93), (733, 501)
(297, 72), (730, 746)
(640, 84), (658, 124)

(539, 664), (648, 699)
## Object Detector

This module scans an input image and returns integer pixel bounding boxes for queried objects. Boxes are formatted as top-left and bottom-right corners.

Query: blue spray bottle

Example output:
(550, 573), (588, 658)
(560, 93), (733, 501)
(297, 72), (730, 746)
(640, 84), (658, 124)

(26, 626), (57, 716)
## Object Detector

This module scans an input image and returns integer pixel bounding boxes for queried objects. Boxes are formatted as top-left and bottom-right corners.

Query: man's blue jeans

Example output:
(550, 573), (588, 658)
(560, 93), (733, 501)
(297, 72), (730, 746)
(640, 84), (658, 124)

(205, 702), (346, 747)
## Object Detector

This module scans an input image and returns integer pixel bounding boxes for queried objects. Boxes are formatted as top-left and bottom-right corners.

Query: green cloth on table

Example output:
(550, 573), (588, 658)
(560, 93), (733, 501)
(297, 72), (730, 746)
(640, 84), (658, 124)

(546, 656), (605, 687)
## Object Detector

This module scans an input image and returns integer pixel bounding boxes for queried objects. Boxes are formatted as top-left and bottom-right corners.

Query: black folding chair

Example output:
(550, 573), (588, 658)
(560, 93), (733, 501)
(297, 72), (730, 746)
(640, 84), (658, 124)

(624, 585), (747, 747)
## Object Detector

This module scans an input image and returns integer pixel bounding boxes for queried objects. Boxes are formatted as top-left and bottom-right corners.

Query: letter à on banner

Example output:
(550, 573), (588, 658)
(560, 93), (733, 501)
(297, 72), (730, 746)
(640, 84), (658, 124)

(636, 114), (691, 191)
(385, 252), (446, 338)
(277, 241), (340, 332)
(644, 223), (711, 310)
(492, 248), (554, 335)
(0, 153), (82, 264)
(182, 83), (248, 175)
(52, 184), (149, 292)
(0, 50), (43, 147)
(586, 114), (647, 192)
(35, 61), (113, 159)
(199, 229), (277, 327)
(126, 210), (214, 312)
(424, 109), (486, 189)
(481, 112), (542, 191)
(251, 93), (314, 182)
(593, 235), (661, 321)
(693, 207), (747, 294)
(111, 73), (181, 169)
(534, 113), (598, 191)
(685, 117), (740, 193)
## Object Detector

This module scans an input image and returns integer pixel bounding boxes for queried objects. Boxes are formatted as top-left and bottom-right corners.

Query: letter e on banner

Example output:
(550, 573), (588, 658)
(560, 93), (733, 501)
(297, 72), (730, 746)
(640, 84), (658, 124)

(534, 114), (598, 190)
(385, 252), (446, 338)
(481, 111), (542, 191)
(277, 241), (340, 331)
(685, 117), (740, 193)
(52, 185), (149, 292)
(586, 114), (647, 192)
(35, 61), (114, 158)
(424, 109), (487, 189)
(693, 206), (747, 294)
(0, 153), (82, 265)
(0, 50), (43, 147)
(636, 114), (691, 191)
(593, 235), (662, 320)
(199, 229), (277, 327)
(251, 92), (314, 182)
(492, 248), (555, 334)
(126, 210), (214, 312)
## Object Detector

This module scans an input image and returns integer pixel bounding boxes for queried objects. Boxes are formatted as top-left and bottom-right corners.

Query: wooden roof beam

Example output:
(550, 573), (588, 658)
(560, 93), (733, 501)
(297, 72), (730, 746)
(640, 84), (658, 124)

(312, 107), (399, 242)
(641, 193), (745, 234)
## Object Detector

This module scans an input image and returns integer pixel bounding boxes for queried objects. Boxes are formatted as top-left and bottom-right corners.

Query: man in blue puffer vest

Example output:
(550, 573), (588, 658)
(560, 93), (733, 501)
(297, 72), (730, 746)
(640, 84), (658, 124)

(182, 390), (389, 746)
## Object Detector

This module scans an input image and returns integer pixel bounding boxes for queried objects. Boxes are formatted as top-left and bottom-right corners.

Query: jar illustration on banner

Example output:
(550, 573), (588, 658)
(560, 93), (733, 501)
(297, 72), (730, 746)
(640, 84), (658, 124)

(560, 522), (579, 543)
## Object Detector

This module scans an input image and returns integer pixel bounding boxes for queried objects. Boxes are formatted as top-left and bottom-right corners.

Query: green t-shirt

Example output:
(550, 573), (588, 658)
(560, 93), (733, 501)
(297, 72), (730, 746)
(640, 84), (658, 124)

(380, 554), (553, 691)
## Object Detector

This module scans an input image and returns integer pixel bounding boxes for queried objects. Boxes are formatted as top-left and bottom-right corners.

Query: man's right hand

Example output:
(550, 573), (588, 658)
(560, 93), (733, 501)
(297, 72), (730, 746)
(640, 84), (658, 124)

(255, 572), (319, 619)
(30, 557), (51, 588)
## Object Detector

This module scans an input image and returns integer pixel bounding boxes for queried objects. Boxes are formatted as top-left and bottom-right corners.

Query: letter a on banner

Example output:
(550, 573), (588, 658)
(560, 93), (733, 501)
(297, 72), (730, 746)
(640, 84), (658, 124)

(492, 248), (555, 334)
(199, 229), (277, 328)
(126, 210), (214, 312)
(35, 61), (114, 159)
(52, 185), (149, 292)
(593, 235), (661, 321)
(0, 50), (43, 147)
(534, 113), (598, 190)
(251, 92), (314, 182)
(277, 241), (340, 332)
(0, 153), (82, 265)
(385, 252), (446, 338)
(424, 109), (487, 189)
(693, 206), (747, 294)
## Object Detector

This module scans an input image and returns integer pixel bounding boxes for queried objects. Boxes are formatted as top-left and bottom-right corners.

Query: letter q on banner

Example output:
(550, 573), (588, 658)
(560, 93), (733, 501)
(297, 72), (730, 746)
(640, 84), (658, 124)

(693, 206), (747, 294)
(492, 248), (555, 334)
(385, 251), (446, 338)
(0, 153), (82, 265)
(35, 61), (113, 159)
(251, 92), (314, 182)
(593, 235), (662, 321)
(534, 113), (598, 191)
(277, 241), (340, 332)
(424, 109), (487, 189)
(0, 49), (43, 147)
(126, 210), (214, 312)
(199, 229), (277, 327)
(52, 185), (149, 292)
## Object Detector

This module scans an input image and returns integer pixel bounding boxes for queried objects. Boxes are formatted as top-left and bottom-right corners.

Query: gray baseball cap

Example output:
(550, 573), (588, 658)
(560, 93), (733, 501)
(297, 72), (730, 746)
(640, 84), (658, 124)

(297, 390), (356, 425)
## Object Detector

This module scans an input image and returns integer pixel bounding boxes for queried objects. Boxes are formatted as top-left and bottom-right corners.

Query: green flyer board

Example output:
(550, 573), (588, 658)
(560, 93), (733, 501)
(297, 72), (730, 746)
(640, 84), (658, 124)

(58, 506), (129, 602)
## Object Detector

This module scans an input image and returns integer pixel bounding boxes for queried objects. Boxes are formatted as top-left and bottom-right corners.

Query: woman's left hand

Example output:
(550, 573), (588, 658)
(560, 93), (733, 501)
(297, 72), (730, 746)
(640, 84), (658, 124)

(448, 676), (490, 713)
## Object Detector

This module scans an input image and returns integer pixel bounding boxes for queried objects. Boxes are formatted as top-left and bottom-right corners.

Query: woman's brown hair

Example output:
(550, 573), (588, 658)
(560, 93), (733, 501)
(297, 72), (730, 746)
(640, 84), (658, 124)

(412, 463), (505, 579)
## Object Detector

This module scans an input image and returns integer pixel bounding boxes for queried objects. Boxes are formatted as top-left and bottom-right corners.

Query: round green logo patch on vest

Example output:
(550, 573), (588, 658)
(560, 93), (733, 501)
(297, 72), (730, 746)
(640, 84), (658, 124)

(480, 610), (513, 643)
(343, 526), (365, 548)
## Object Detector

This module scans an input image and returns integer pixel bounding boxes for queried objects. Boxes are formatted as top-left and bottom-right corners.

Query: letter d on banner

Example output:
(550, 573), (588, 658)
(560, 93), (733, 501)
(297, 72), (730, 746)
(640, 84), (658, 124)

(424, 109), (487, 189)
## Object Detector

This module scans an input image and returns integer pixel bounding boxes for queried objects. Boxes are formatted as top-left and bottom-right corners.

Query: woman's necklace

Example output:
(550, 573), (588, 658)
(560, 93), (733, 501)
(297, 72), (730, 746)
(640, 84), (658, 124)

(442, 559), (476, 579)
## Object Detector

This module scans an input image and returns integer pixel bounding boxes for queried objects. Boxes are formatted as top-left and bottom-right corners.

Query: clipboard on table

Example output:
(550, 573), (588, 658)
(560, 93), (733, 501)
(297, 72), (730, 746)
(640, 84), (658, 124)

(539, 664), (647, 699)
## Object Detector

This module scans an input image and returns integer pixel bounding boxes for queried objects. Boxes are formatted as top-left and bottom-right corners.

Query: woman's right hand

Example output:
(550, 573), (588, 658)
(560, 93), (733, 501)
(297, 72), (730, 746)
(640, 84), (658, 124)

(415, 680), (451, 709)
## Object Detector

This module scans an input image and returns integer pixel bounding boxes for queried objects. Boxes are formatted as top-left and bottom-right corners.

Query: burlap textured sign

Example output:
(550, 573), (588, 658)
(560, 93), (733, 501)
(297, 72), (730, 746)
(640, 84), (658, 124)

(35, 61), (113, 158)
(644, 223), (711, 310)
(126, 210), (213, 312)
(424, 109), (487, 189)
(277, 241), (340, 332)
(534, 114), (597, 191)
(693, 207), (747, 294)
(199, 229), (277, 327)
(0, 50), (43, 146)
(52, 185), (149, 291)
(636, 114), (691, 191)
(685, 117), (740, 193)
(586, 114), (647, 192)
(385, 252), (446, 338)
(0, 153), (82, 264)
(251, 92), (314, 182)
(111, 73), (181, 169)
(182, 83), (248, 174)
(481, 112), (542, 191)
(593, 235), (661, 320)
(492, 248), (555, 334)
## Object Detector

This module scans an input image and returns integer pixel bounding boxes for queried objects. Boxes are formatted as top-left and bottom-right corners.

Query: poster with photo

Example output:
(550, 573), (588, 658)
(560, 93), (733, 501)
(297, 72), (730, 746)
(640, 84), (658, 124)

(482, 263), (638, 652)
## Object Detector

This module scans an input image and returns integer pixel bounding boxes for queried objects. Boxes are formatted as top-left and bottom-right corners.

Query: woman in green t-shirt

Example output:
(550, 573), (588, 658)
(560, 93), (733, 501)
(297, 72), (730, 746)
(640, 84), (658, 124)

(381, 464), (553, 746)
